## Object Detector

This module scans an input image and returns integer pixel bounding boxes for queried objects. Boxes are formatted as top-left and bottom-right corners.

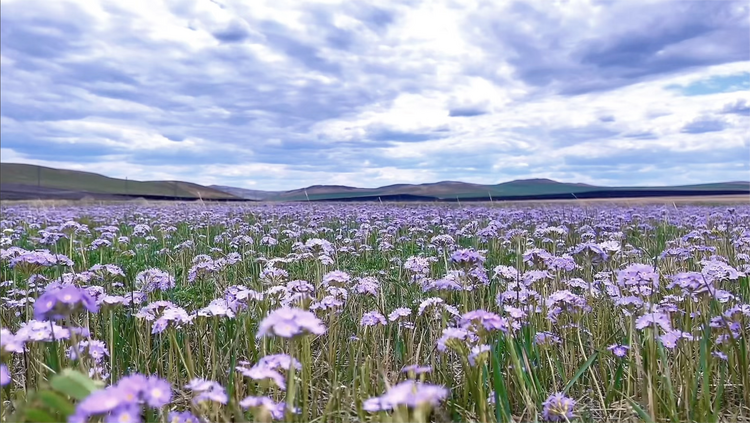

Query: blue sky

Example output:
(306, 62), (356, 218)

(1, 0), (748, 190)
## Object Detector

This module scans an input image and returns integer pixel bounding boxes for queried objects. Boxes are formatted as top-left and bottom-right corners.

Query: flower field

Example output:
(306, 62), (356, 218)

(1, 203), (748, 423)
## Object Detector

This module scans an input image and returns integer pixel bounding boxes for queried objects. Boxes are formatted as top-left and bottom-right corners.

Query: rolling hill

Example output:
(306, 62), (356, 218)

(2, 162), (748, 202)
(1, 163), (240, 201)
(217, 179), (750, 202)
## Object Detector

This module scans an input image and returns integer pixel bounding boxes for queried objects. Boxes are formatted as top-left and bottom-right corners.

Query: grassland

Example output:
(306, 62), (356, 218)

(1, 202), (748, 423)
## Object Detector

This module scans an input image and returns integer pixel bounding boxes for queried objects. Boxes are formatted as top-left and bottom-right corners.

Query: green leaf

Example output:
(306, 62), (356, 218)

(626, 397), (656, 423)
(50, 369), (101, 401)
(37, 390), (76, 417)
(563, 351), (598, 394)
(492, 346), (512, 423)
(24, 408), (58, 423)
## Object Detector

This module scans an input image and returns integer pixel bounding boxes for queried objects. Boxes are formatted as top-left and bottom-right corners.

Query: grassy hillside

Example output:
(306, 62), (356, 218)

(5, 163), (748, 202)
(1, 163), (238, 200)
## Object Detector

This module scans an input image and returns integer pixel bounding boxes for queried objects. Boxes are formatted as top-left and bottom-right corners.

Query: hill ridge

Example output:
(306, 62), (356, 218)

(2, 162), (749, 202)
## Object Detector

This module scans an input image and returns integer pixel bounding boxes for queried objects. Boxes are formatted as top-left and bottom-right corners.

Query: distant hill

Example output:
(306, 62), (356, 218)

(1, 163), (240, 201)
(209, 185), (282, 201)
(211, 179), (750, 202)
(3, 162), (748, 202)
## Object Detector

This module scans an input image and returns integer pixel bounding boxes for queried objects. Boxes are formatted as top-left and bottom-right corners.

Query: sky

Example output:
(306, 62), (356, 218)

(1, 0), (749, 191)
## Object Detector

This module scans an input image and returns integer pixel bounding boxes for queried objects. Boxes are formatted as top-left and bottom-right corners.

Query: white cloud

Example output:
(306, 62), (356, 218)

(1, 0), (748, 190)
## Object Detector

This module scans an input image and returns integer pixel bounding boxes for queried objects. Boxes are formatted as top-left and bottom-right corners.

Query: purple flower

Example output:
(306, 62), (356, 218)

(239, 395), (277, 410)
(424, 277), (463, 292)
(659, 330), (694, 349)
(34, 285), (99, 320)
(143, 376), (172, 408)
(197, 299), (235, 319)
(1, 364), (10, 387)
(360, 311), (387, 327)
(388, 307), (412, 322)
(185, 378), (228, 405)
(353, 277), (379, 296)
(1, 328), (24, 353)
(635, 312), (672, 332)
(168, 411), (200, 423)
(363, 380), (449, 412)
(571, 242), (608, 263)
(236, 364), (286, 390)
(135, 269), (175, 292)
(542, 392), (576, 422)
(321, 270), (351, 288)
(713, 351), (728, 361)
(468, 344), (491, 366)
(535, 331), (561, 346)
(105, 405), (141, 423)
(401, 365), (432, 375)
(437, 328), (478, 352)
(617, 264), (659, 295)
(417, 297), (460, 318)
(450, 248), (486, 267)
(10, 250), (73, 269)
(701, 259), (743, 283)
(459, 310), (509, 334)
(255, 354), (302, 371)
(256, 307), (326, 338)
(76, 386), (126, 415)
(607, 344), (630, 357)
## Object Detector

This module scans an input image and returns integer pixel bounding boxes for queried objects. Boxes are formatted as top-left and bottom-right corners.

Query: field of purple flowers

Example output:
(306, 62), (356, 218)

(0, 203), (748, 423)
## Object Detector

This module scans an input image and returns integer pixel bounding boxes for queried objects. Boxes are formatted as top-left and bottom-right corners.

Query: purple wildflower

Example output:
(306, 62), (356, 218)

(388, 307), (412, 322)
(607, 344), (630, 357)
(143, 376), (172, 408)
(34, 285), (99, 320)
(10, 250), (73, 269)
(363, 380), (449, 412)
(542, 392), (576, 422)
(635, 312), (672, 332)
(401, 365), (432, 375)
(255, 354), (302, 371)
(185, 378), (228, 405)
(1, 364), (10, 387)
(353, 276), (379, 296)
(659, 330), (694, 349)
(535, 331), (562, 346)
(437, 328), (478, 352)
(460, 310), (509, 334)
(168, 411), (200, 423)
(237, 366), (286, 390)
(360, 311), (387, 327)
(256, 307), (326, 338)
(468, 344), (491, 366)
(450, 248), (486, 268)
(321, 270), (351, 288)
(135, 269), (175, 292)
(105, 405), (141, 423)
(76, 386), (126, 415)
(239, 395), (277, 410)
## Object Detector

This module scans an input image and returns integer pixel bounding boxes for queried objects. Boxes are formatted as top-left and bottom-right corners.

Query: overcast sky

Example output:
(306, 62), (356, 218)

(1, 0), (748, 190)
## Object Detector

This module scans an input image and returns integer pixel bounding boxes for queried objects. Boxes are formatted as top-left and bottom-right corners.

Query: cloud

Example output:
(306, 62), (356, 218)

(681, 116), (727, 134)
(449, 107), (488, 117)
(1, 0), (749, 190)
(721, 99), (750, 116)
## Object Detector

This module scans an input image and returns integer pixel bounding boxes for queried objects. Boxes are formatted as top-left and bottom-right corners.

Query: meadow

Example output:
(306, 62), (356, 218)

(0, 202), (748, 423)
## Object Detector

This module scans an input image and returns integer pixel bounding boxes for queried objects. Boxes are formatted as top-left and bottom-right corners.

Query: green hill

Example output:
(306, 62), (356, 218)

(1, 163), (238, 200)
